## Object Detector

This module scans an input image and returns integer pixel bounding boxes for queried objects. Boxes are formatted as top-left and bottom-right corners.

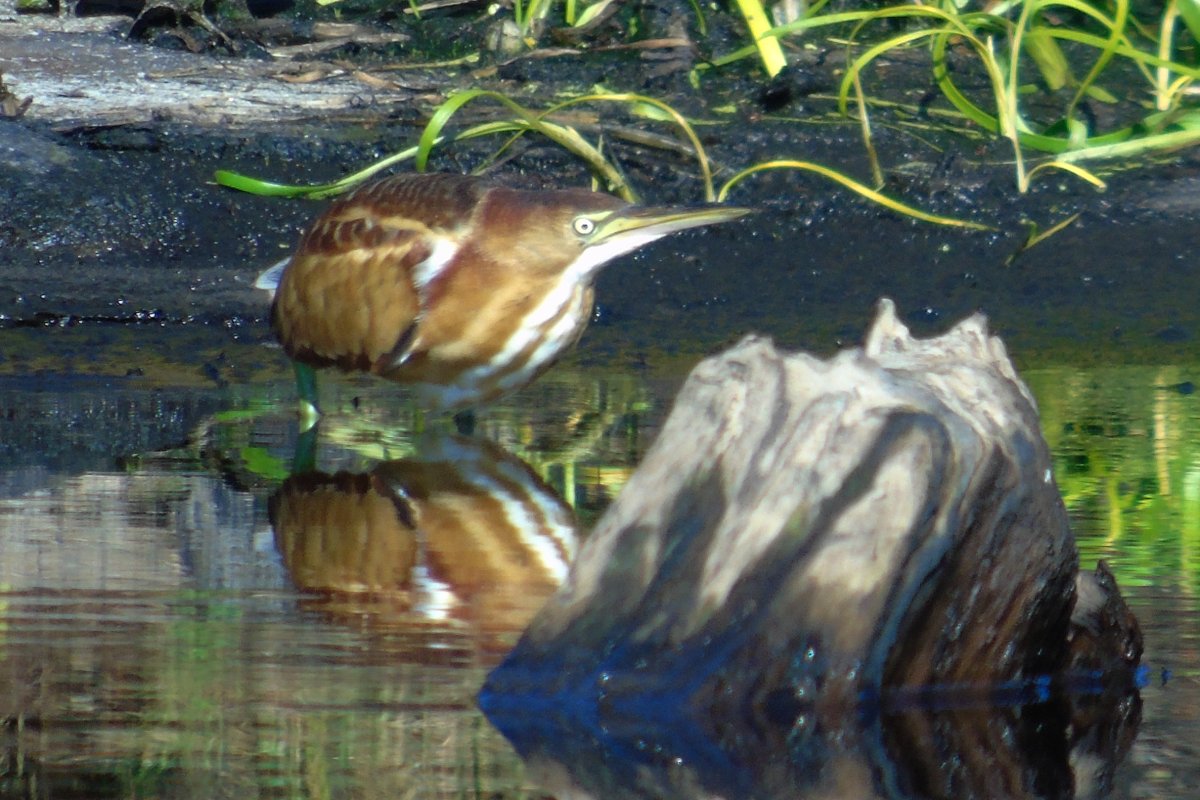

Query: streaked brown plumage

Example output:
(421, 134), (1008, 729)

(258, 172), (749, 413)
(269, 435), (578, 652)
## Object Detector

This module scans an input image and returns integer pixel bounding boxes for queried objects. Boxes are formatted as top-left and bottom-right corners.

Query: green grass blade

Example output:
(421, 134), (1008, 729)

(1024, 28), (1073, 92)
(717, 159), (993, 230)
(840, 28), (955, 116)
(930, 30), (1137, 154)
(1024, 160), (1107, 187)
(930, 31), (1004, 135)
(710, 8), (880, 69)
(1007, 0), (1037, 184)
(212, 170), (319, 198)
(1179, 0), (1200, 44)
(416, 89), (635, 199)
(734, 0), (787, 76)
(416, 89), (496, 172)
(770, 6), (955, 38)
(1056, 127), (1200, 162)
(684, 0), (708, 36)
(214, 145), (429, 199)
(553, 91), (717, 200)
(1048, 28), (1200, 77)
(1005, 212), (1081, 265)
(1066, 0), (1127, 118)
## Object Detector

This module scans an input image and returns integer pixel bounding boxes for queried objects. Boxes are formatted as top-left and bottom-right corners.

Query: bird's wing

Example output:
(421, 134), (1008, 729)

(272, 211), (449, 373)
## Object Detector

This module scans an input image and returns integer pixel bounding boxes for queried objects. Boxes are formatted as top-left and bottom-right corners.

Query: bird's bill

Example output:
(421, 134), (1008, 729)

(594, 204), (752, 243)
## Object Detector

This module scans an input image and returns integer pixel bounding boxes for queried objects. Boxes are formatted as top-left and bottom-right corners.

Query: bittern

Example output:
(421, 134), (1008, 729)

(256, 172), (749, 424)
(270, 435), (578, 646)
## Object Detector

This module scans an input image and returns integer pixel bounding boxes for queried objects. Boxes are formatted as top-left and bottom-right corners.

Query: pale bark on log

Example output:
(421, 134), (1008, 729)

(489, 300), (1083, 710)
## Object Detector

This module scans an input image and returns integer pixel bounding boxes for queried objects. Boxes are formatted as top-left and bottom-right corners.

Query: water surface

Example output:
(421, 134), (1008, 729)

(0, 335), (1197, 799)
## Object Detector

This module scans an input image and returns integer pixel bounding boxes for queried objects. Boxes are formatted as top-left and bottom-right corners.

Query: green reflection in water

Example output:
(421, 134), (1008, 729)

(0, 596), (530, 797)
(198, 358), (1200, 605)
(1028, 364), (1200, 600)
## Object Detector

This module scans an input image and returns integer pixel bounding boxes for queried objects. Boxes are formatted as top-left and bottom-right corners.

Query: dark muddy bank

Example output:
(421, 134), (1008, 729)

(2, 5), (1199, 383)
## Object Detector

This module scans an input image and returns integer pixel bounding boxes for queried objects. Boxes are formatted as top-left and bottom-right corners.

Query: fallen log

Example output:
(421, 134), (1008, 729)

(481, 299), (1142, 798)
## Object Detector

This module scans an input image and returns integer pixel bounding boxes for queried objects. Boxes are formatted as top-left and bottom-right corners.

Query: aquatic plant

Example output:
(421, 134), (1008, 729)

(721, 0), (1200, 190)
(734, 0), (788, 77)
(217, 89), (984, 228)
(717, 159), (990, 229)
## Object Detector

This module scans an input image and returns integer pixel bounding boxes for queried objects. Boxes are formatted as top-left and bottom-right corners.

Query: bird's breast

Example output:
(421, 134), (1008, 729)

(402, 278), (596, 411)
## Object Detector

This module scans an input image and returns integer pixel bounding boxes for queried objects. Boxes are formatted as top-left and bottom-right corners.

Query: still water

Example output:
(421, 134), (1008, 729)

(0, 332), (1197, 799)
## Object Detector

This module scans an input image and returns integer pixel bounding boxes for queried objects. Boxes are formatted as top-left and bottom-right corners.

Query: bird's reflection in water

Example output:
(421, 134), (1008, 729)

(269, 433), (577, 657)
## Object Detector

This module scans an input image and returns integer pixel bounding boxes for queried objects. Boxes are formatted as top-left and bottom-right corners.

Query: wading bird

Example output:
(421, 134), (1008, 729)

(256, 172), (750, 430)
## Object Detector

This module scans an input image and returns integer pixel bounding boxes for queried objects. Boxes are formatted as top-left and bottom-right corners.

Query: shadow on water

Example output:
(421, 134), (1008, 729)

(482, 675), (1143, 799)
(0, 336), (1198, 798)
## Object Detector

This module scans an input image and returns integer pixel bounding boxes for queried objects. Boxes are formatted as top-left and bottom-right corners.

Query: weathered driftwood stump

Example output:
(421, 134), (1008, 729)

(481, 300), (1141, 798)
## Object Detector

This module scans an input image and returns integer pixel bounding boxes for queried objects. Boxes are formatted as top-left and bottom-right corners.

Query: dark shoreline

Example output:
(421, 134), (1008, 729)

(3, 10), (1199, 377)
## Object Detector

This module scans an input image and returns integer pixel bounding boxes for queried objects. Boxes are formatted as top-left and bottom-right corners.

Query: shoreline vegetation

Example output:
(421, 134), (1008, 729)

(7, 0), (1199, 237)
(160, 0), (1197, 238)
(2, 0), (1197, 365)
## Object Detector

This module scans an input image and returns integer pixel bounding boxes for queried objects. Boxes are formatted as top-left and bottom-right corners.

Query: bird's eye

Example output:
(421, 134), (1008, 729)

(573, 217), (596, 236)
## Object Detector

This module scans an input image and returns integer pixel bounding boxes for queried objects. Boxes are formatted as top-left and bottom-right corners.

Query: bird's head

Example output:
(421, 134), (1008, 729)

(478, 187), (752, 280)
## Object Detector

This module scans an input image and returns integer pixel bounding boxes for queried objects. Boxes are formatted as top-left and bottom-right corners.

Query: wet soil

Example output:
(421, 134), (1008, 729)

(2, 1), (1199, 389)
